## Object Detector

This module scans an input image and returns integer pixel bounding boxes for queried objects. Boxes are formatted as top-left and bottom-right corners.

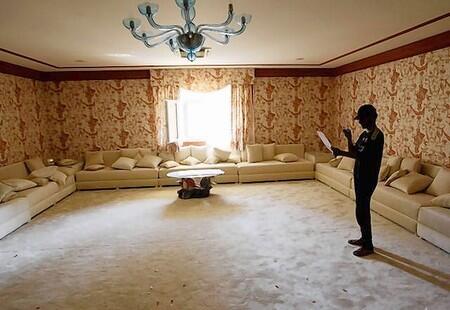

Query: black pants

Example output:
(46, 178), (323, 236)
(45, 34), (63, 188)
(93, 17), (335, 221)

(354, 180), (376, 249)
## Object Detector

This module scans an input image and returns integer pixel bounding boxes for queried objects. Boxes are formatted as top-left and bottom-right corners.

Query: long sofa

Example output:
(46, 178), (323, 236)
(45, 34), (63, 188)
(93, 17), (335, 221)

(0, 162), (79, 239)
(309, 152), (449, 252)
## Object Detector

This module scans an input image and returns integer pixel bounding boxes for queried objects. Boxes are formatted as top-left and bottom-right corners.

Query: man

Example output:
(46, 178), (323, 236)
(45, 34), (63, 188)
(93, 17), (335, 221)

(331, 104), (384, 257)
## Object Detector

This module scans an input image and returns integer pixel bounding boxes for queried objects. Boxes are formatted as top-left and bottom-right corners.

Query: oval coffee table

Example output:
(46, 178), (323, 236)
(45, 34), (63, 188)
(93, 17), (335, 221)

(167, 169), (224, 199)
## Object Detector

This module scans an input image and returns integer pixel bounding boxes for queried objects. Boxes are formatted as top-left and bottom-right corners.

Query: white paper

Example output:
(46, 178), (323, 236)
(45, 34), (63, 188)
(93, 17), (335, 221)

(317, 131), (333, 153)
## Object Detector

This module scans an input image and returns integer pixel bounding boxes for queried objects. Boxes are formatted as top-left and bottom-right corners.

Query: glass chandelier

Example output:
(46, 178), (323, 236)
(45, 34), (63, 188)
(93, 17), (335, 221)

(122, 0), (252, 62)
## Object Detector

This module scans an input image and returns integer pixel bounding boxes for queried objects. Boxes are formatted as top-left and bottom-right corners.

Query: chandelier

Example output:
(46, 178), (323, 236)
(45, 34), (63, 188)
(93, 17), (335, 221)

(122, 0), (252, 62)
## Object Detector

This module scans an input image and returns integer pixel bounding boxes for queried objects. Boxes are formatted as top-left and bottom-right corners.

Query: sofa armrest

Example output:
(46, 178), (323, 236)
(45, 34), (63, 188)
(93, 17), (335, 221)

(305, 151), (333, 164)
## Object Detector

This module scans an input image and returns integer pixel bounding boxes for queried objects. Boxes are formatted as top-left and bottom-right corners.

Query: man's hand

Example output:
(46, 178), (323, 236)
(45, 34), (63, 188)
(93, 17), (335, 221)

(331, 146), (342, 157)
(343, 128), (352, 141)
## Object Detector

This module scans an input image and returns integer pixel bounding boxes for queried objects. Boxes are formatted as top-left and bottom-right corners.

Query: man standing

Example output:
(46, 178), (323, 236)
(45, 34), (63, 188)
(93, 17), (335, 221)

(331, 104), (384, 257)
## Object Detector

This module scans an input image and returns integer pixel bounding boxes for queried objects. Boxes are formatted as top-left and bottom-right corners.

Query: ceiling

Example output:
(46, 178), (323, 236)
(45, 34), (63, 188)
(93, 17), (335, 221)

(0, 0), (449, 71)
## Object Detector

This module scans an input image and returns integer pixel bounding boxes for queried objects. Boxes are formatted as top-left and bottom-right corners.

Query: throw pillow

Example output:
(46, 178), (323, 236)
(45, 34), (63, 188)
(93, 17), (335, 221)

(56, 159), (79, 166)
(328, 156), (343, 167)
(30, 166), (58, 178)
(337, 157), (355, 171)
(246, 144), (263, 163)
(160, 160), (179, 168)
(50, 171), (68, 186)
(25, 157), (46, 172)
(426, 167), (450, 196)
(390, 172), (433, 194)
(175, 147), (191, 163)
(384, 169), (408, 186)
(159, 151), (175, 163)
(227, 151), (241, 163)
(2, 191), (18, 203)
(85, 164), (105, 171)
(400, 157), (421, 172)
(112, 157), (137, 170)
(136, 155), (162, 168)
(31, 177), (50, 186)
(139, 148), (155, 157)
(191, 146), (208, 162)
(120, 148), (140, 159)
(85, 151), (104, 168)
(274, 153), (298, 163)
(378, 165), (390, 182)
(213, 147), (231, 162)
(57, 166), (76, 176)
(262, 144), (276, 161)
(180, 156), (201, 166)
(0, 183), (14, 203)
(431, 193), (450, 208)
(205, 155), (220, 164)
(386, 156), (402, 177)
(1, 179), (37, 191)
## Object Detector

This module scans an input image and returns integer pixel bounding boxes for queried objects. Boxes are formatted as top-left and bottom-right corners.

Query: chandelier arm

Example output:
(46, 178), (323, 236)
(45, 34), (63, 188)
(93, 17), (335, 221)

(196, 5), (233, 32)
(145, 14), (184, 34)
(202, 32), (230, 45)
(200, 23), (246, 37)
(131, 30), (179, 48)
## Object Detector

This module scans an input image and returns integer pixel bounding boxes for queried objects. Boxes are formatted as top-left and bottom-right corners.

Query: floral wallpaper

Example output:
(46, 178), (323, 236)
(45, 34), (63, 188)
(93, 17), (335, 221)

(253, 77), (337, 152)
(333, 47), (449, 167)
(0, 73), (45, 166)
(0, 47), (448, 167)
(41, 79), (156, 160)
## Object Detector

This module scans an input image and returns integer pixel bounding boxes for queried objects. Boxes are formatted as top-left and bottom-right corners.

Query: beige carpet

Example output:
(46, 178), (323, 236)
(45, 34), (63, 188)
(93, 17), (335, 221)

(0, 181), (449, 309)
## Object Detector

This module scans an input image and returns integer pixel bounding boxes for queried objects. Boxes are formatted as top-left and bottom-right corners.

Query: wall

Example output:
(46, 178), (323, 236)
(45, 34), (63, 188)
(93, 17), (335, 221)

(253, 77), (337, 152)
(41, 79), (156, 160)
(333, 47), (449, 167)
(0, 73), (45, 166)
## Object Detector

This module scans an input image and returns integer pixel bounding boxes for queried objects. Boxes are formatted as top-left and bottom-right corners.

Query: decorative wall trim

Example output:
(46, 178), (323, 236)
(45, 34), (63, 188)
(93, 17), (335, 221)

(1, 32), (449, 80)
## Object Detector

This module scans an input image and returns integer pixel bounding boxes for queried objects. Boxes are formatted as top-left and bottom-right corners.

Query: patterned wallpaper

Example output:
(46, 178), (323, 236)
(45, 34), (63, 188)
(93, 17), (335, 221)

(41, 79), (156, 160)
(333, 47), (449, 167)
(253, 77), (337, 152)
(0, 47), (448, 167)
(0, 73), (45, 166)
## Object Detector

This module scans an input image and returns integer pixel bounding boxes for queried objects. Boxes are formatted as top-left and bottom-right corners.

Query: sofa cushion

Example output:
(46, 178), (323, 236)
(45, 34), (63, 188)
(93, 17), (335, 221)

(191, 146), (208, 162)
(274, 153), (298, 163)
(418, 207), (450, 238)
(400, 157), (421, 172)
(136, 155), (162, 168)
(372, 184), (434, 219)
(227, 150), (241, 163)
(180, 156), (201, 166)
(56, 159), (79, 166)
(378, 165), (390, 181)
(50, 171), (68, 186)
(0, 183), (14, 203)
(18, 182), (59, 206)
(175, 147), (191, 162)
(159, 152), (175, 163)
(328, 156), (343, 167)
(160, 161), (179, 168)
(76, 167), (158, 182)
(337, 157), (355, 171)
(390, 172), (433, 194)
(426, 167), (450, 196)
(159, 163), (237, 178)
(386, 156), (402, 177)
(262, 144), (276, 161)
(385, 169), (408, 186)
(237, 159), (313, 175)
(275, 144), (304, 158)
(30, 166), (58, 178)
(316, 163), (353, 188)
(112, 157), (137, 170)
(25, 157), (45, 172)
(31, 177), (50, 186)
(85, 164), (105, 171)
(1, 179), (37, 191)
(247, 144), (263, 163)
(120, 148), (140, 159)
(85, 151), (104, 167)
(213, 147), (231, 162)
(431, 194), (450, 208)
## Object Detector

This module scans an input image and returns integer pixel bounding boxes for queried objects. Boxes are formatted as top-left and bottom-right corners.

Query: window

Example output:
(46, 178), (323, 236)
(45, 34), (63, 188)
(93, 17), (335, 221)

(166, 86), (231, 148)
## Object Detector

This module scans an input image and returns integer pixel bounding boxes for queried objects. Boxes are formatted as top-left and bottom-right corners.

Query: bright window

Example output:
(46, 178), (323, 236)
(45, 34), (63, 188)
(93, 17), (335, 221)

(166, 86), (231, 148)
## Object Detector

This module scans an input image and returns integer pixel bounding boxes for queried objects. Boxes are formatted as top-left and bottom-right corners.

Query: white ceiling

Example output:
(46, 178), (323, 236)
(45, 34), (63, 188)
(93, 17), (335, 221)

(0, 0), (449, 71)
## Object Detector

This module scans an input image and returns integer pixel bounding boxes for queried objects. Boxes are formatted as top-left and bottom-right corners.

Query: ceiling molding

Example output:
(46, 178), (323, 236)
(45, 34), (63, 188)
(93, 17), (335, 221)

(0, 31), (449, 81)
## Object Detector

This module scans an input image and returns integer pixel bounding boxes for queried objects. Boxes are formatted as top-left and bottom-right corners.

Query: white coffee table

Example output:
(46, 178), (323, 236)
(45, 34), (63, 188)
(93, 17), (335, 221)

(167, 169), (224, 199)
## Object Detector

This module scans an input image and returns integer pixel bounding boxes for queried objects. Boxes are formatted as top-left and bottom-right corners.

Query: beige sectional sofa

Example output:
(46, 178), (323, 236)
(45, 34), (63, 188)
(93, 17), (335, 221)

(310, 152), (449, 252)
(0, 161), (78, 239)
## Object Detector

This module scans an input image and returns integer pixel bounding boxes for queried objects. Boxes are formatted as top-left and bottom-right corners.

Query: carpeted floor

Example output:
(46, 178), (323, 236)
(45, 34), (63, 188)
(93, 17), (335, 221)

(0, 180), (449, 310)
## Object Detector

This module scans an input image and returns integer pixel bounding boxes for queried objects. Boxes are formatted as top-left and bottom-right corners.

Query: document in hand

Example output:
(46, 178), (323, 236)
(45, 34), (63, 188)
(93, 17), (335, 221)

(317, 131), (333, 153)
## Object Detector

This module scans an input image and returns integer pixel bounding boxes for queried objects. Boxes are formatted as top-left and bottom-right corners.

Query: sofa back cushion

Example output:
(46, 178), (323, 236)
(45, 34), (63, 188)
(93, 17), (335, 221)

(120, 148), (140, 159)
(386, 156), (402, 176)
(262, 144), (276, 161)
(102, 151), (121, 167)
(25, 157), (45, 172)
(247, 144), (263, 163)
(0, 162), (29, 181)
(400, 157), (421, 172)
(275, 144), (304, 159)
(337, 157), (355, 171)
(426, 167), (450, 196)
(421, 163), (441, 178)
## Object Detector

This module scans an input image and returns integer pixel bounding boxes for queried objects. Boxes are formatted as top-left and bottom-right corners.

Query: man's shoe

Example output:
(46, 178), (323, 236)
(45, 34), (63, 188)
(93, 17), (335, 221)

(353, 247), (374, 257)
(348, 238), (363, 246)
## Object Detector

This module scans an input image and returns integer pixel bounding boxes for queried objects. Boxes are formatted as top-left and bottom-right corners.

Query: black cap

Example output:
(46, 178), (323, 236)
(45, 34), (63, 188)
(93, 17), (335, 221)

(354, 104), (377, 120)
